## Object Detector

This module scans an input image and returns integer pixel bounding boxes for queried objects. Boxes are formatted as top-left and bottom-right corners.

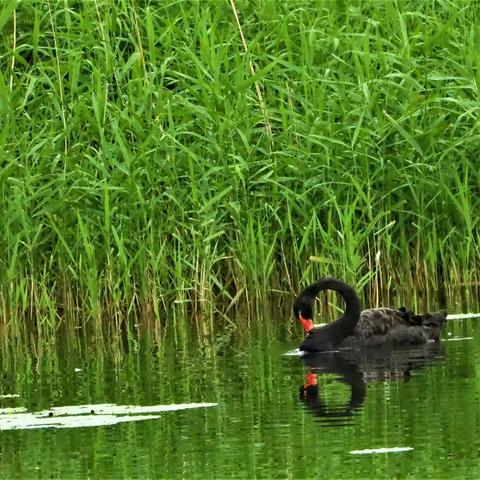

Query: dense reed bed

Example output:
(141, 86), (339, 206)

(1, 0), (479, 338)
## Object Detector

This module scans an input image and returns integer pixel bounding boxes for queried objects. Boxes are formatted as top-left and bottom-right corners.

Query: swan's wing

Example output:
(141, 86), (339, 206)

(355, 308), (410, 337)
(355, 309), (447, 343)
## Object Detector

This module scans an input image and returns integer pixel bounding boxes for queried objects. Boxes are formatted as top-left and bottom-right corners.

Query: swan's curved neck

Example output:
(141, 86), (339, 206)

(306, 278), (361, 340)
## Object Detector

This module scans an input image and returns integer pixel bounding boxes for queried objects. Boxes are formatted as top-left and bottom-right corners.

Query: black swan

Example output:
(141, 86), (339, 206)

(294, 277), (447, 353)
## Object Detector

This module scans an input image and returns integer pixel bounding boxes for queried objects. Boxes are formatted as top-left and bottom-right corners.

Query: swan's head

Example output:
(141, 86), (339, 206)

(293, 294), (314, 332)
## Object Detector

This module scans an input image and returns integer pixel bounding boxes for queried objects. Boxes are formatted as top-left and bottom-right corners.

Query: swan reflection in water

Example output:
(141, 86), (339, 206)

(299, 343), (444, 426)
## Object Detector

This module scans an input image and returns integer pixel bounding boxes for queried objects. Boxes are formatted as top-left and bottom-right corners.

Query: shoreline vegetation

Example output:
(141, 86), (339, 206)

(1, 1), (479, 342)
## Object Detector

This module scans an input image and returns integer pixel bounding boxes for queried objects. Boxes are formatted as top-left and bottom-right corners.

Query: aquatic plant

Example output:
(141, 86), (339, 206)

(0, 0), (479, 338)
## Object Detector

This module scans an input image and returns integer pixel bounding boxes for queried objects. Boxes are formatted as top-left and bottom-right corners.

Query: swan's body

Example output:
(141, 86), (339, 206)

(294, 278), (447, 353)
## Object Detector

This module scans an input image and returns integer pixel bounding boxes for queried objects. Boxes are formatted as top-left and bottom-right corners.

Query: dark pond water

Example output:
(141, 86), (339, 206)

(0, 317), (479, 479)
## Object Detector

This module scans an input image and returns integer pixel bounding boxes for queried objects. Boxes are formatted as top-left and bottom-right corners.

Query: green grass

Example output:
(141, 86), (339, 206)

(1, 0), (480, 339)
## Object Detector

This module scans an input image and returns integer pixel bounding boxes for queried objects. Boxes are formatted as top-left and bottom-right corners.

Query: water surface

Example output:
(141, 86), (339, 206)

(0, 318), (479, 479)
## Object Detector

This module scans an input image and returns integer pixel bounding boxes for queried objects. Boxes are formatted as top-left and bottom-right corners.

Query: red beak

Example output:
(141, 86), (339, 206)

(304, 372), (318, 387)
(299, 313), (314, 333)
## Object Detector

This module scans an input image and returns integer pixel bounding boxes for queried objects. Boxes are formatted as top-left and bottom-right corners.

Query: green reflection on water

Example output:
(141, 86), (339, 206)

(0, 318), (479, 479)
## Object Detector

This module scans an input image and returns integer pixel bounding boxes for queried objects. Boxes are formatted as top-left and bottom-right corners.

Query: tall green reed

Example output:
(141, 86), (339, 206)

(0, 0), (479, 340)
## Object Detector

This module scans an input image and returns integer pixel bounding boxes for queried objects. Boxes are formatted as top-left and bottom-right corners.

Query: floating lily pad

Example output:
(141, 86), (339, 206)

(0, 407), (28, 415)
(444, 337), (474, 342)
(39, 402), (218, 417)
(350, 447), (413, 454)
(0, 402), (218, 431)
(0, 413), (161, 430)
(447, 313), (480, 320)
